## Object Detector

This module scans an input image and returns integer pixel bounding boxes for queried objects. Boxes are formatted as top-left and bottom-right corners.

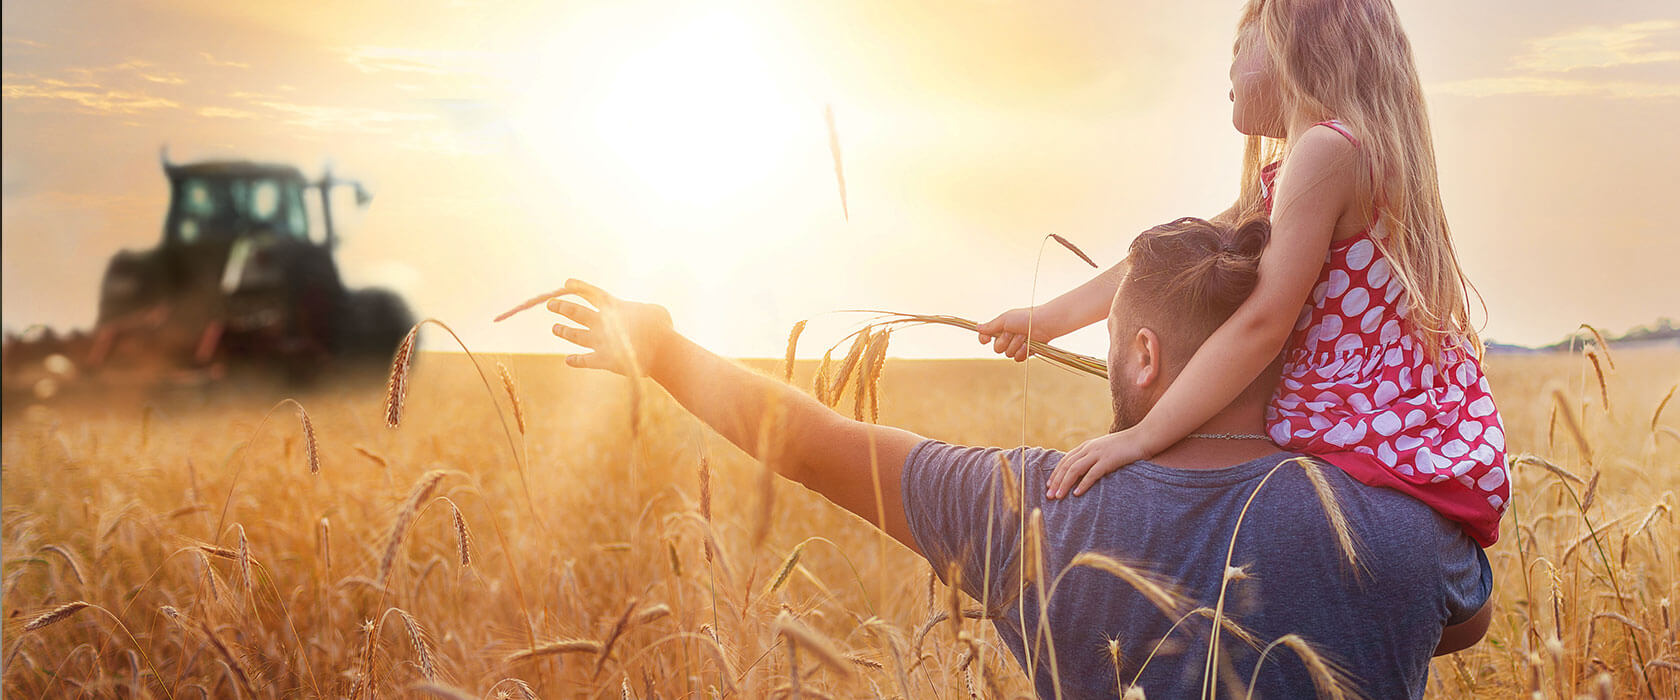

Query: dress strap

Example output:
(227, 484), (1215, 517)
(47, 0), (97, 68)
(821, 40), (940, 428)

(1313, 119), (1382, 223)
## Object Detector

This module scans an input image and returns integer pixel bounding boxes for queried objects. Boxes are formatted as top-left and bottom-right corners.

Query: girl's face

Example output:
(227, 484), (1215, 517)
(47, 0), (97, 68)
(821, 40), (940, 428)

(1230, 24), (1286, 137)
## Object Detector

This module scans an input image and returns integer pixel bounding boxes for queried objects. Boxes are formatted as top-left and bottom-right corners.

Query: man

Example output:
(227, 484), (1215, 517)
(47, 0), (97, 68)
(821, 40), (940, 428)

(544, 216), (1491, 699)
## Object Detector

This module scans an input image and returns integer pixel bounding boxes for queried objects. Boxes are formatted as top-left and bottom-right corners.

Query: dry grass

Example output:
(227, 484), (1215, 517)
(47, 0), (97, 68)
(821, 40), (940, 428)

(2, 342), (1676, 698)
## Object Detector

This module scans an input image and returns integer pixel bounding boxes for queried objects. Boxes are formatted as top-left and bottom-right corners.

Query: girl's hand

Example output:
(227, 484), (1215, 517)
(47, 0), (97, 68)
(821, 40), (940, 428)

(545, 279), (674, 377)
(976, 307), (1067, 362)
(1047, 430), (1152, 499)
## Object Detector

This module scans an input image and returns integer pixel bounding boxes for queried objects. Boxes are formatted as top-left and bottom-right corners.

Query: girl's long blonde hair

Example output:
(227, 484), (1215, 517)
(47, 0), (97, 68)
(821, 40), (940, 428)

(1234, 0), (1483, 357)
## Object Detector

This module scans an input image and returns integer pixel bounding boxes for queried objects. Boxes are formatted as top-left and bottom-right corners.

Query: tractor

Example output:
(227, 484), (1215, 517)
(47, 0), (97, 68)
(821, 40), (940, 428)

(3, 153), (413, 398)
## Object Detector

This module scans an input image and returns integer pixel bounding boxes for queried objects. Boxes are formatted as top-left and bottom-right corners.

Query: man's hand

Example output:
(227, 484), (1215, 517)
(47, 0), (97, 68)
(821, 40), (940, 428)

(546, 279), (674, 376)
(1048, 429), (1152, 499)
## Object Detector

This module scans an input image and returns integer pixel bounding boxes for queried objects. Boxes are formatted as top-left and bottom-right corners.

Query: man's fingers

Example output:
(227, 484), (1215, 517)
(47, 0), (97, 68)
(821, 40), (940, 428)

(552, 322), (596, 348)
(564, 352), (609, 371)
(546, 298), (600, 328)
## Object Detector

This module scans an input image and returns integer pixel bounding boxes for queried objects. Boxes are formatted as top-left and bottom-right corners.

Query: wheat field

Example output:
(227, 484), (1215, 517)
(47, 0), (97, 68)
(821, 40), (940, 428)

(2, 336), (1676, 699)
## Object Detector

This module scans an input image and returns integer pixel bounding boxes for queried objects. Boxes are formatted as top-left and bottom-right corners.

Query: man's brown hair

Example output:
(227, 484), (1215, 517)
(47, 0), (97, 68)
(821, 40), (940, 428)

(1117, 215), (1272, 360)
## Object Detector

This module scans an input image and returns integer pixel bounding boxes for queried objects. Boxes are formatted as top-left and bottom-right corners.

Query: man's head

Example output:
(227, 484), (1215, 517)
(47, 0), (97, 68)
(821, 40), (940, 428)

(1107, 216), (1275, 432)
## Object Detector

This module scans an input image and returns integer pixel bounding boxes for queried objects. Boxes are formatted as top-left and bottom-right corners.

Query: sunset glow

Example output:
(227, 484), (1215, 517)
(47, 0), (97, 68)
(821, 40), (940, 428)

(2, 1), (1676, 357)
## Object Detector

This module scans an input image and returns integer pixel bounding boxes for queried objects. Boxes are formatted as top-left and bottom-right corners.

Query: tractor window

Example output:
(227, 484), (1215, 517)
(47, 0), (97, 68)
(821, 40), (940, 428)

(182, 179), (215, 218)
(251, 180), (280, 219)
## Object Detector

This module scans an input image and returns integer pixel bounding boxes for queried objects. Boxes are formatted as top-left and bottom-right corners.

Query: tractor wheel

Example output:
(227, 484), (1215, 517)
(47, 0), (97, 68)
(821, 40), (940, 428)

(336, 288), (414, 361)
(96, 251), (165, 324)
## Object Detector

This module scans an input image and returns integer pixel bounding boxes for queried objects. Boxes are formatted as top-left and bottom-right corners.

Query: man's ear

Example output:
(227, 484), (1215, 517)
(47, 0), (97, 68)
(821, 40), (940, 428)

(1133, 327), (1162, 389)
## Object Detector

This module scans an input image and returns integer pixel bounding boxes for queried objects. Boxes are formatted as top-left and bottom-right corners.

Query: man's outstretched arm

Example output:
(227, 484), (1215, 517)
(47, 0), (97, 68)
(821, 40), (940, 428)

(545, 279), (926, 553)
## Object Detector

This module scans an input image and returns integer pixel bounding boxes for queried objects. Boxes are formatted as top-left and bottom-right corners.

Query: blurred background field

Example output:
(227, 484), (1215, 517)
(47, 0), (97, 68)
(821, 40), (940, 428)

(2, 344), (1676, 698)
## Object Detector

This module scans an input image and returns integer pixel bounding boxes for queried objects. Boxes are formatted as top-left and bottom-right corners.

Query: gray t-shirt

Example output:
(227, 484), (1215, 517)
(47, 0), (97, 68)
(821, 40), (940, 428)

(901, 440), (1491, 699)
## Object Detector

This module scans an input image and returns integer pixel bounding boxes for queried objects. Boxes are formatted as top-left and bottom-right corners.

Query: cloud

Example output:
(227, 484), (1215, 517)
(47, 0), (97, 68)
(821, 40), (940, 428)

(196, 105), (260, 119)
(64, 59), (187, 86)
(3, 36), (46, 50)
(238, 97), (439, 134)
(1, 74), (180, 114)
(1431, 76), (1680, 100)
(198, 52), (250, 69)
(1514, 20), (1680, 73)
(340, 46), (495, 77)
(1431, 20), (1680, 100)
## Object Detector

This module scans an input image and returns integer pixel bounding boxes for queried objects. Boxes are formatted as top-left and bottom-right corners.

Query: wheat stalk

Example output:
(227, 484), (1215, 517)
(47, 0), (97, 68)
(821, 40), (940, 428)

(766, 542), (806, 596)
(826, 328), (872, 409)
(1293, 458), (1363, 572)
(825, 104), (848, 222)
(234, 523), (255, 603)
(409, 683), (476, 700)
(444, 498), (472, 567)
(385, 326), (418, 428)
(1068, 553), (1189, 618)
(38, 544), (86, 587)
(632, 603), (671, 626)
(379, 470), (449, 584)
(293, 403), (320, 474)
(496, 362), (527, 434)
(698, 455), (713, 522)
(1050, 233), (1099, 268)
(353, 446), (389, 469)
(854, 311), (1108, 378)
(1245, 634), (1355, 700)
(813, 348), (834, 404)
(392, 608), (436, 681)
(773, 611), (853, 678)
(863, 330), (890, 423)
(944, 561), (966, 640)
(1580, 323), (1616, 370)
(199, 619), (256, 696)
(24, 601), (91, 631)
(487, 679), (538, 700)
(318, 517), (332, 573)
(783, 320), (806, 383)
(1551, 389), (1595, 464)
(1652, 384), (1675, 432)
(493, 286), (568, 323)
(1586, 351), (1611, 413)
(593, 598), (639, 679)
(504, 639), (603, 663)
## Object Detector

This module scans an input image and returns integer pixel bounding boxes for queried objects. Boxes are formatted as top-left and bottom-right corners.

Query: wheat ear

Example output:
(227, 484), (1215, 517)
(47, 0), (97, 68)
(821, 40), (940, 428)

(496, 362), (526, 434)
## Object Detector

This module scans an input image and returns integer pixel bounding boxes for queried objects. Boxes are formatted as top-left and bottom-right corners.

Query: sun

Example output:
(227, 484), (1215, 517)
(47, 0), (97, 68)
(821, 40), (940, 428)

(590, 13), (803, 207)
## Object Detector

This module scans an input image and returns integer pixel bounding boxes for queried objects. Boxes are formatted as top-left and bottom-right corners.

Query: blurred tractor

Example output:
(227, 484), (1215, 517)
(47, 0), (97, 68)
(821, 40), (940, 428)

(3, 153), (413, 396)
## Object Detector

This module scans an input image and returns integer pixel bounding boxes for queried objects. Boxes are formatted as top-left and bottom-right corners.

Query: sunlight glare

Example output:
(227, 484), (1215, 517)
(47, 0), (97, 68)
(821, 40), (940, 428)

(592, 13), (803, 207)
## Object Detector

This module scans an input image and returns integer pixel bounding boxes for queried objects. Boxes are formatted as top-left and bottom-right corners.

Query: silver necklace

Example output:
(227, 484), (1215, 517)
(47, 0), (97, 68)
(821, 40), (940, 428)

(1186, 432), (1269, 441)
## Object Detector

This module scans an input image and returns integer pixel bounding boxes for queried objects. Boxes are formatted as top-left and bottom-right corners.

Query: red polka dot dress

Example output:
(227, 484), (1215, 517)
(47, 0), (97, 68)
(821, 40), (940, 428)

(1261, 120), (1507, 547)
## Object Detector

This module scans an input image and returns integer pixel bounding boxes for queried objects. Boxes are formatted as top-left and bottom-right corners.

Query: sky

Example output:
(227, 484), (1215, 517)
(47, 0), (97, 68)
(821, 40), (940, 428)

(3, 0), (1677, 359)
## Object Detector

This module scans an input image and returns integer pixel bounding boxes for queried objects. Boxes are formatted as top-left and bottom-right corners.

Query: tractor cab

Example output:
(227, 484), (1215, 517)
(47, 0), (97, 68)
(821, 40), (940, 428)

(162, 160), (369, 249)
(165, 162), (315, 247)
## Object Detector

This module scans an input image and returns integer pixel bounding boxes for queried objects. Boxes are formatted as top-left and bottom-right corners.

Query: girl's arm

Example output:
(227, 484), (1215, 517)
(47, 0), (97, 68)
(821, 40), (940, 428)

(978, 202), (1243, 360)
(1047, 128), (1357, 497)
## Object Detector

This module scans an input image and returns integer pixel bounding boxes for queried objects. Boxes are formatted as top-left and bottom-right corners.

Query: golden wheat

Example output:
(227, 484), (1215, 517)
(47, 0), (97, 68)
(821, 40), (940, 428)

(3, 343), (1675, 698)
(23, 601), (91, 631)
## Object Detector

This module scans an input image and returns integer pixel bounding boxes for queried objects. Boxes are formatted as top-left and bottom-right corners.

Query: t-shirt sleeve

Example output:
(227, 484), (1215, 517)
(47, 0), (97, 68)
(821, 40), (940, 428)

(900, 439), (1035, 608)
(1441, 536), (1493, 626)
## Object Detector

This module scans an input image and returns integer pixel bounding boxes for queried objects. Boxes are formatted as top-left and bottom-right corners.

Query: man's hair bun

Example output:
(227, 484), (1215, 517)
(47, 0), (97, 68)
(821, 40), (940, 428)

(1124, 216), (1271, 327)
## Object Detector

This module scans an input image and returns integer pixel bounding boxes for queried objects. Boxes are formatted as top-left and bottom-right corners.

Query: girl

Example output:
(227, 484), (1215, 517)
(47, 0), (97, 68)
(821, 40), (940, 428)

(978, 0), (1507, 546)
